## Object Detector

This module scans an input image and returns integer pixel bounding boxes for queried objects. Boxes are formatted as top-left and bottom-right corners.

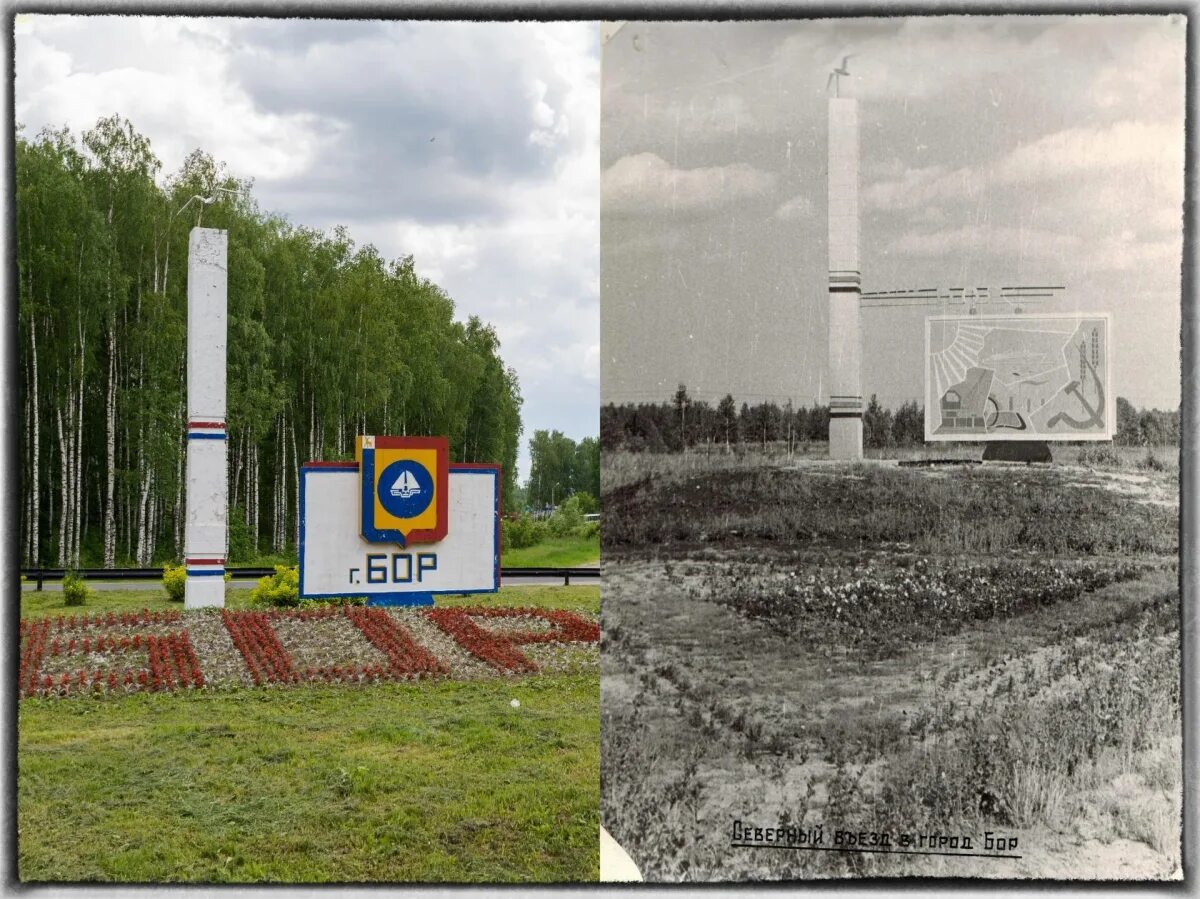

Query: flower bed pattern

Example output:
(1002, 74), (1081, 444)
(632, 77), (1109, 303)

(698, 556), (1146, 657)
(428, 607), (601, 673)
(19, 605), (598, 700)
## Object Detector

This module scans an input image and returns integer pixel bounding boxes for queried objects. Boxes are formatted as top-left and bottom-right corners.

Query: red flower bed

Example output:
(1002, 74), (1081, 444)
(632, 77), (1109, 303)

(18, 618), (51, 698)
(426, 607), (600, 673)
(19, 614), (204, 699)
(220, 610), (299, 685)
(20, 604), (598, 700)
(221, 606), (450, 685)
(344, 606), (448, 678)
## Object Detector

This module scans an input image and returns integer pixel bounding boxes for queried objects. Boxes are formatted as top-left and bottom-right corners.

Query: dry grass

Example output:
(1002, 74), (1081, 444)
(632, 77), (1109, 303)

(600, 450), (1181, 881)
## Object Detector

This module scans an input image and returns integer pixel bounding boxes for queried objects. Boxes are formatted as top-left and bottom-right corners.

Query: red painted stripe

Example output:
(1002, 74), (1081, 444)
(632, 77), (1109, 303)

(188, 421), (226, 429)
(372, 435), (447, 451)
(185, 558), (226, 565)
(303, 461), (360, 469)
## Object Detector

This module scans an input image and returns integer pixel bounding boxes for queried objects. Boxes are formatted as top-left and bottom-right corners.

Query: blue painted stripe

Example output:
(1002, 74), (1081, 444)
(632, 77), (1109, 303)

(187, 433), (227, 441)
(365, 594), (435, 607)
(186, 569), (226, 576)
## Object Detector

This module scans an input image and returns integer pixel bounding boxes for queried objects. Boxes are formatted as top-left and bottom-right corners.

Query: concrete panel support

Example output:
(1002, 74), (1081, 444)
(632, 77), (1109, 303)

(184, 228), (228, 608)
(827, 97), (863, 460)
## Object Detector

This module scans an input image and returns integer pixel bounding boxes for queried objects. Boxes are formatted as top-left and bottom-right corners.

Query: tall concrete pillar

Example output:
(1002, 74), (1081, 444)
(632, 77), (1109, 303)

(184, 227), (228, 608)
(827, 97), (863, 459)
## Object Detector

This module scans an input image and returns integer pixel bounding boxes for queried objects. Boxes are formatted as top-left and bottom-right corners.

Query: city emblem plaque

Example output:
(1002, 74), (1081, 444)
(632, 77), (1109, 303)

(300, 436), (500, 606)
(357, 435), (449, 546)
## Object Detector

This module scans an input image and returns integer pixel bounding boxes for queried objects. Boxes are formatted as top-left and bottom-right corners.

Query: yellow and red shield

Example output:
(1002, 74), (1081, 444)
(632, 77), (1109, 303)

(355, 435), (449, 546)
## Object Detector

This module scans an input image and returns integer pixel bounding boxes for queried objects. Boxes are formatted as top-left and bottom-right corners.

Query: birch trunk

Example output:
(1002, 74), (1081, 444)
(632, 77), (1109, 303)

(30, 319), (39, 565)
(56, 406), (67, 567)
(23, 353), (30, 563)
(104, 322), (116, 567)
(72, 355), (83, 568)
(251, 442), (260, 556)
(136, 466), (150, 565)
(291, 418), (300, 550)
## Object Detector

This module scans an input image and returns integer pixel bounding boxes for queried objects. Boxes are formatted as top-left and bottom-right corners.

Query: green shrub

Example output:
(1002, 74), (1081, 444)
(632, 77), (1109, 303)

(1138, 449), (1168, 472)
(228, 505), (255, 562)
(548, 496), (585, 537)
(581, 521), (601, 540)
(573, 492), (599, 515)
(163, 564), (186, 602)
(62, 572), (93, 607)
(1077, 444), (1121, 468)
(250, 566), (300, 607)
(163, 563), (231, 601)
(502, 515), (549, 551)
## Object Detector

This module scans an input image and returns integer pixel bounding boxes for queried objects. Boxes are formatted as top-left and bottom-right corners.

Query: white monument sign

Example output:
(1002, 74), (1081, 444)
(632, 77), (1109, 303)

(299, 462), (500, 604)
(184, 227), (229, 608)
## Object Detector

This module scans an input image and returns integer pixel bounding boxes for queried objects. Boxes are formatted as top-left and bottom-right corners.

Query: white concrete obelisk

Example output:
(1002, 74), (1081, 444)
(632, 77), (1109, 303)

(827, 96), (863, 459)
(184, 227), (229, 608)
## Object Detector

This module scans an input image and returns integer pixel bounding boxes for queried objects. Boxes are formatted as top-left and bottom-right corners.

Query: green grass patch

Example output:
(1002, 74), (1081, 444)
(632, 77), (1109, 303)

(440, 585), (598, 615)
(20, 587), (254, 620)
(503, 535), (600, 568)
(20, 585), (597, 620)
(18, 584), (599, 881)
(18, 673), (599, 882)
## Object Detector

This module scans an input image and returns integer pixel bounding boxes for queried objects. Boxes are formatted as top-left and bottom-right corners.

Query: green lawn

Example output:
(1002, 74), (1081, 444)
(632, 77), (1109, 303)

(18, 585), (599, 883)
(503, 535), (600, 568)
(20, 583), (598, 619)
(20, 585), (254, 619)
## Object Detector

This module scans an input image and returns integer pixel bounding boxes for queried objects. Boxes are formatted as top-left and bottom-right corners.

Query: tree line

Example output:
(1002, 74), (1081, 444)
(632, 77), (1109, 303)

(18, 116), (523, 568)
(602, 385), (1180, 452)
(525, 430), (600, 510)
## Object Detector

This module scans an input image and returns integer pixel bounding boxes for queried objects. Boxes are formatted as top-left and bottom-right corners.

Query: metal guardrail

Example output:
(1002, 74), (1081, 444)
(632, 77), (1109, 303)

(20, 566), (600, 589)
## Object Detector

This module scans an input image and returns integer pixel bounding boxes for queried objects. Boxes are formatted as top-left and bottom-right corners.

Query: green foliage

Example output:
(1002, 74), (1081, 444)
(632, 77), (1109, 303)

(228, 506), (255, 563)
(161, 563), (230, 601)
(527, 431), (599, 509)
(548, 495), (586, 537)
(572, 492), (599, 515)
(250, 566), (300, 608)
(17, 117), (524, 569)
(501, 515), (549, 551)
(61, 573), (93, 607)
(162, 564), (186, 602)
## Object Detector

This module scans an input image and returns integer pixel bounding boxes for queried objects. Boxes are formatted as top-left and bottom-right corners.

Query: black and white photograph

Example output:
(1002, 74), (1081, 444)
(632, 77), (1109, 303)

(599, 16), (1184, 880)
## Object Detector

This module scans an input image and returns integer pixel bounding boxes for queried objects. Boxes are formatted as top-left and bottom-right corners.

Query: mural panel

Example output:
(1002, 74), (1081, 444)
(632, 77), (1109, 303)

(925, 314), (1113, 441)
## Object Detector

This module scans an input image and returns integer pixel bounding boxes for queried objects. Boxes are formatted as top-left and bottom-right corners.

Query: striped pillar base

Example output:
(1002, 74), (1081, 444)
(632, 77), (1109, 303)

(184, 419), (228, 609)
(185, 557), (226, 608)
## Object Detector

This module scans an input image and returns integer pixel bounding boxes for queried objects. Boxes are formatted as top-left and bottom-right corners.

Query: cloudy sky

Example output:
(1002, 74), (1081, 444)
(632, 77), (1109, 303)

(601, 17), (1185, 412)
(16, 15), (599, 479)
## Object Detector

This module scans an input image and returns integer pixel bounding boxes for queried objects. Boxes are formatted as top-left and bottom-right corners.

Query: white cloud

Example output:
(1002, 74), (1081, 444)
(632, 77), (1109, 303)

(888, 225), (1082, 260)
(774, 193), (813, 221)
(995, 120), (1182, 188)
(603, 152), (776, 215)
(15, 16), (600, 483)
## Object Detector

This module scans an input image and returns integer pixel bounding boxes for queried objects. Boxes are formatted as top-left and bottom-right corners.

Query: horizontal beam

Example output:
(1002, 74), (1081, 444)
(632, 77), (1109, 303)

(21, 566), (600, 586)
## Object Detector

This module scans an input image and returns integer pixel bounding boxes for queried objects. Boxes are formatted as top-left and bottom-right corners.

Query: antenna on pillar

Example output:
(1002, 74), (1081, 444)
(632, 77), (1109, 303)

(827, 54), (856, 98)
